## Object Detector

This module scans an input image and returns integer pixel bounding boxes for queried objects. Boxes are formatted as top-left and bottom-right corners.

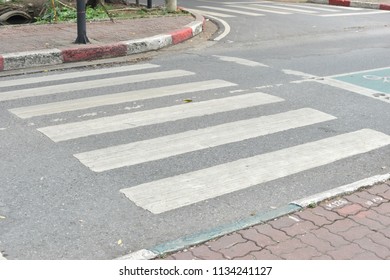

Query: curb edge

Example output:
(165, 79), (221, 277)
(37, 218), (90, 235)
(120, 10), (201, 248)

(118, 173), (390, 260)
(0, 10), (204, 72)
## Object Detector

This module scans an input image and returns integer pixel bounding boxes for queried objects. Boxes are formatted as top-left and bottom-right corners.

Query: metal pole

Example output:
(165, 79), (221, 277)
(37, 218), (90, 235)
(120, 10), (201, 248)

(75, 0), (90, 44)
(147, 0), (152, 9)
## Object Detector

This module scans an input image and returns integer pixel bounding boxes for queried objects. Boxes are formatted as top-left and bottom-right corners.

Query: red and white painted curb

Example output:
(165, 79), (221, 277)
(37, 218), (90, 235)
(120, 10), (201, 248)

(309, 0), (390, 10)
(0, 11), (205, 72)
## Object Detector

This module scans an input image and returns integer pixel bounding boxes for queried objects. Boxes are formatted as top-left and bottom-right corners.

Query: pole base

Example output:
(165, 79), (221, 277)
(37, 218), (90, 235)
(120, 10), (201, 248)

(75, 35), (90, 44)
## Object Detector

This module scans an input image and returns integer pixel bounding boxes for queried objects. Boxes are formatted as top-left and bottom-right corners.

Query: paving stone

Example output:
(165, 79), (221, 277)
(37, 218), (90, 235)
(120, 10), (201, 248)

(219, 240), (261, 259)
(295, 210), (332, 226)
(324, 218), (360, 234)
(355, 237), (390, 259)
(341, 225), (373, 242)
(373, 202), (390, 216)
(253, 224), (290, 243)
(282, 221), (319, 237)
(356, 191), (385, 205)
(336, 203), (364, 216)
(344, 193), (373, 208)
(350, 211), (387, 230)
(381, 188), (390, 200)
(327, 243), (366, 260)
(311, 254), (333, 260)
(190, 245), (226, 260)
(366, 232), (390, 248)
(350, 251), (382, 260)
(378, 227), (390, 239)
(207, 233), (246, 252)
(280, 246), (322, 260)
(310, 206), (343, 222)
(266, 238), (306, 256)
(366, 184), (390, 196)
(297, 233), (336, 253)
(268, 215), (299, 230)
(322, 198), (350, 210)
(240, 228), (276, 247)
(250, 249), (283, 260)
(233, 254), (256, 260)
(171, 250), (199, 260)
(310, 228), (350, 247)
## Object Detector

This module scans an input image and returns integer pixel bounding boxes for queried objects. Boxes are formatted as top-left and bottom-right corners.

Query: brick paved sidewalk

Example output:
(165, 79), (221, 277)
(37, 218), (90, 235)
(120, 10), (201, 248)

(163, 181), (390, 260)
(0, 16), (194, 54)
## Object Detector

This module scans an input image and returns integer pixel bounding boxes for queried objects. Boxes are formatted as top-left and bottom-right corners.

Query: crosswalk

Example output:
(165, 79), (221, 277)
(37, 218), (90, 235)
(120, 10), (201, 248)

(189, 1), (389, 18)
(2, 63), (390, 215)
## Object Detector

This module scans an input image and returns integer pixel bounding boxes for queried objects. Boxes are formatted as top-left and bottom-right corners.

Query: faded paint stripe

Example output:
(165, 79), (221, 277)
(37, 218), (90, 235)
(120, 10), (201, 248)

(1, 69), (194, 102)
(121, 129), (390, 214)
(0, 64), (160, 88)
(198, 6), (264, 16)
(38, 91), (280, 142)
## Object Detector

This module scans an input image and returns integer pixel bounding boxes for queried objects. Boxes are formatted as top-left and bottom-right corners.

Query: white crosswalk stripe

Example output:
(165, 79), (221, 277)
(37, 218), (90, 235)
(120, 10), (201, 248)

(38, 92), (282, 142)
(74, 108), (336, 172)
(198, 6), (265, 16)
(0, 69), (194, 102)
(9, 79), (236, 118)
(0, 63), (160, 88)
(121, 129), (390, 214)
(194, 2), (389, 18)
(186, 8), (236, 18)
(4, 63), (390, 216)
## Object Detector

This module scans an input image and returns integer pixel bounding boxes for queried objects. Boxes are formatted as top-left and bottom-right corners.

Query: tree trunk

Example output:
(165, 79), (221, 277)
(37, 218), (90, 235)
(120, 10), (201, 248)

(165, 0), (176, 12)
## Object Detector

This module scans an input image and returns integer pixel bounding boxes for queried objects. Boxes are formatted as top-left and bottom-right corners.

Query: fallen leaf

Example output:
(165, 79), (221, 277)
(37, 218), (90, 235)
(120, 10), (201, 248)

(183, 99), (192, 103)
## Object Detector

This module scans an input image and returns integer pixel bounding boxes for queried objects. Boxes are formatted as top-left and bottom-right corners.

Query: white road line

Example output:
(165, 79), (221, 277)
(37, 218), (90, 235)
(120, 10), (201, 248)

(213, 55), (268, 67)
(75, 108), (335, 172)
(204, 15), (231, 41)
(251, 4), (318, 14)
(318, 78), (390, 104)
(189, 8), (236, 18)
(228, 5), (292, 14)
(38, 92), (282, 142)
(121, 129), (390, 214)
(9, 79), (236, 119)
(0, 64), (160, 88)
(0, 70), (194, 102)
(198, 6), (264, 16)
(273, 3), (339, 12)
(320, 10), (389, 17)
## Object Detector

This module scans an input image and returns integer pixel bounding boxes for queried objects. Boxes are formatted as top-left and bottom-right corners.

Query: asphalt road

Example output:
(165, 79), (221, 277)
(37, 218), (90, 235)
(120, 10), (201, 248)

(0, 0), (389, 259)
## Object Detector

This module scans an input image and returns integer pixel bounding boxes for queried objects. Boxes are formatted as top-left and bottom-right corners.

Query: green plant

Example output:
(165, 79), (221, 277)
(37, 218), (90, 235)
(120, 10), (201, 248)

(35, 1), (108, 23)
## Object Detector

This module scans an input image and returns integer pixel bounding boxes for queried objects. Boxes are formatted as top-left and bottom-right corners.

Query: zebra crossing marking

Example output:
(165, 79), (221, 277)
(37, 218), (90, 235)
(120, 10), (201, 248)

(198, 6), (265, 16)
(0, 70), (194, 102)
(0, 64), (160, 88)
(320, 10), (389, 17)
(213, 55), (268, 67)
(186, 8), (236, 18)
(9, 79), (236, 119)
(121, 129), (390, 214)
(37, 92), (283, 142)
(227, 5), (292, 15)
(251, 4), (318, 14)
(74, 108), (336, 172)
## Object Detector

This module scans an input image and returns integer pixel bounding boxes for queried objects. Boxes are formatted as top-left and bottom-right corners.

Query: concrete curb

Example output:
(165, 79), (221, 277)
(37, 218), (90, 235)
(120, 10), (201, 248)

(0, 10), (205, 72)
(308, 0), (390, 10)
(118, 173), (390, 260)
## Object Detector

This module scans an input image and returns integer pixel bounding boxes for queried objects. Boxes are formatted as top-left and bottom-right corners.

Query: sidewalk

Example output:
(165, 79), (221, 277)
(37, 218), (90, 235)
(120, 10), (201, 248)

(161, 177), (390, 260)
(0, 12), (204, 71)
